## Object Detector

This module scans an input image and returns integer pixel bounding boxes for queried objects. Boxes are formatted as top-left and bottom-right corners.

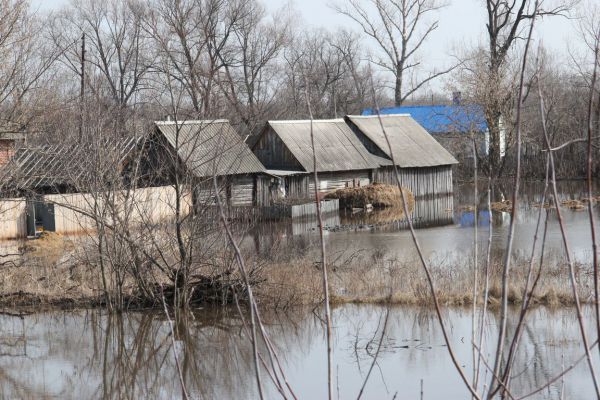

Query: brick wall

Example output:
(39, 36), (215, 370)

(0, 140), (15, 167)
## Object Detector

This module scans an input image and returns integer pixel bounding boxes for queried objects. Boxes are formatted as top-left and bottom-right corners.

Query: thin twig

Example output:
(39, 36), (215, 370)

(368, 73), (481, 400)
(489, 5), (538, 396)
(213, 175), (265, 400)
(304, 73), (333, 400)
(538, 74), (600, 397)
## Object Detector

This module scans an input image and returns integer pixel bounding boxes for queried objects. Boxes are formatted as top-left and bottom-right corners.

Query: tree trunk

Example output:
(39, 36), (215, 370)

(487, 112), (503, 176)
(394, 65), (403, 106)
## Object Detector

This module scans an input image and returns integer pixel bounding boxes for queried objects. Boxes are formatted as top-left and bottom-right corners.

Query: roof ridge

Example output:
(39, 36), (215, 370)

(349, 114), (411, 118)
(155, 119), (230, 125)
(268, 119), (345, 124)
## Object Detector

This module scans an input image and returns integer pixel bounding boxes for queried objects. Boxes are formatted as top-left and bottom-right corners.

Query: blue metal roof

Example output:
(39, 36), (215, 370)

(362, 104), (488, 134)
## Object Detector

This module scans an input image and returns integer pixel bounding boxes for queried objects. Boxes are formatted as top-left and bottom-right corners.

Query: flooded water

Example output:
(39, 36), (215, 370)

(0, 304), (598, 399)
(2, 180), (599, 399)
(249, 180), (600, 266)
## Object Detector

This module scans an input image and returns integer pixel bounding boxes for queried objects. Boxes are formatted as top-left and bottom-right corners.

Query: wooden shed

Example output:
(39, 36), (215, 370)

(345, 115), (458, 199)
(153, 120), (272, 208)
(0, 137), (186, 237)
(252, 119), (380, 199)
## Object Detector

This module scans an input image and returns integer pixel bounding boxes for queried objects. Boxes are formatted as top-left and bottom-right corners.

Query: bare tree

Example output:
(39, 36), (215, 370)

(280, 29), (374, 119)
(0, 0), (59, 136)
(144, 0), (247, 117)
(477, 0), (574, 175)
(50, 0), (151, 118)
(218, 0), (289, 134)
(333, 0), (453, 106)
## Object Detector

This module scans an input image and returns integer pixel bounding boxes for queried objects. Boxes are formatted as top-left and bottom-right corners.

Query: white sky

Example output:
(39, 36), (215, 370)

(32, 0), (585, 97)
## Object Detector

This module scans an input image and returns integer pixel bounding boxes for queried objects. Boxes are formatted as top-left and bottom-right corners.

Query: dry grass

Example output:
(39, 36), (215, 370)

(0, 232), (593, 311)
(490, 200), (512, 212)
(324, 183), (415, 211)
(258, 251), (594, 309)
(0, 233), (106, 308)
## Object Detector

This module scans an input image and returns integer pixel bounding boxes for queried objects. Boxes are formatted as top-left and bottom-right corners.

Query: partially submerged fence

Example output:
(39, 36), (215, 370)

(204, 199), (340, 221)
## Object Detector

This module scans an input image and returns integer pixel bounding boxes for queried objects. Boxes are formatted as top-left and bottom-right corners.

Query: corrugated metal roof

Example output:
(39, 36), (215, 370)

(0, 132), (26, 140)
(362, 105), (488, 134)
(155, 120), (265, 177)
(346, 115), (458, 167)
(0, 136), (140, 192)
(267, 119), (380, 173)
(265, 169), (309, 177)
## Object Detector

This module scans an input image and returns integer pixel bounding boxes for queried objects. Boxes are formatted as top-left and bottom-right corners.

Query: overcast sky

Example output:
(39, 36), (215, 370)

(32, 0), (584, 96)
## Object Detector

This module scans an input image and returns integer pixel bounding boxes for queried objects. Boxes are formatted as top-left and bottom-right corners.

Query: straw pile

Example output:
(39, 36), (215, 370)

(324, 183), (414, 211)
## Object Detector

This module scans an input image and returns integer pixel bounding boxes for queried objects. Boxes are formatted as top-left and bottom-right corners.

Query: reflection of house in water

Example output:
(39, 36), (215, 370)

(339, 195), (454, 230)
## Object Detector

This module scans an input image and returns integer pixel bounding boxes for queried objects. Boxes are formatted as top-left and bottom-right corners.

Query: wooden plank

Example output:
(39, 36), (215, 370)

(0, 198), (26, 239)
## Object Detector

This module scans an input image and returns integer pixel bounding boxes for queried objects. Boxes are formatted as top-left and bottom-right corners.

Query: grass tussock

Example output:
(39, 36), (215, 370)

(324, 183), (415, 211)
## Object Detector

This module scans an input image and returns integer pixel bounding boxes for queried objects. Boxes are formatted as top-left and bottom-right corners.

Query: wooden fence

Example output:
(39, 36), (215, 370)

(0, 198), (26, 240)
(0, 186), (192, 239)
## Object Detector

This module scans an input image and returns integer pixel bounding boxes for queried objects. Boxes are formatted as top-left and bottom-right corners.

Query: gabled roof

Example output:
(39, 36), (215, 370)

(0, 137), (140, 193)
(346, 115), (458, 167)
(155, 120), (265, 177)
(265, 119), (380, 173)
(362, 105), (488, 134)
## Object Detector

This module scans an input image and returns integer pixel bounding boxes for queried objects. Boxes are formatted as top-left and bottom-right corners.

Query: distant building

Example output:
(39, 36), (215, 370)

(362, 105), (504, 172)
(0, 132), (25, 167)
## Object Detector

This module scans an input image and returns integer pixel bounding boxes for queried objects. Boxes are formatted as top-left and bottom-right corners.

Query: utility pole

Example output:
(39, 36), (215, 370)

(79, 33), (85, 139)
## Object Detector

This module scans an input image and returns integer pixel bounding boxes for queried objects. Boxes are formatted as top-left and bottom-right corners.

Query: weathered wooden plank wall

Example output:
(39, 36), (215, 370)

(255, 175), (273, 207)
(253, 128), (303, 170)
(285, 170), (371, 199)
(373, 165), (453, 198)
(194, 174), (273, 208)
(0, 198), (26, 239)
(230, 175), (254, 206)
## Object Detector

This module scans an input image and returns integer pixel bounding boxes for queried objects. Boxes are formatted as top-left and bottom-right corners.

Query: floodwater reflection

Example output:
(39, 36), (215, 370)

(246, 180), (600, 266)
(0, 305), (597, 399)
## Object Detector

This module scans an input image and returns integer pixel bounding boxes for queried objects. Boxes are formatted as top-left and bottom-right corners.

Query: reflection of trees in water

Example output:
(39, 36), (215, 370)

(0, 306), (593, 399)
(91, 309), (265, 399)
(0, 308), (318, 399)
(342, 306), (591, 399)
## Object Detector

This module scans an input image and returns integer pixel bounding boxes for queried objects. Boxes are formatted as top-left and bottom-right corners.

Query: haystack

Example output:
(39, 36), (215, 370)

(324, 183), (414, 212)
